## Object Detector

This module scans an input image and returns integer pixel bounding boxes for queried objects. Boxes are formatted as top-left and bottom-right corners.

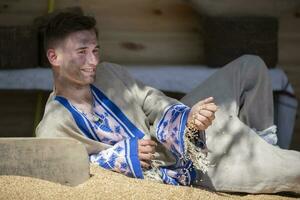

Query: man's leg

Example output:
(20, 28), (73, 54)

(181, 55), (300, 193)
(181, 54), (273, 131)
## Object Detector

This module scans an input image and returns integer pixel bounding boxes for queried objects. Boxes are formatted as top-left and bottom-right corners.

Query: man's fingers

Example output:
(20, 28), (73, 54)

(140, 160), (151, 169)
(139, 152), (154, 161)
(198, 110), (215, 119)
(139, 145), (156, 154)
(193, 119), (206, 130)
(194, 115), (212, 127)
(188, 97), (217, 131)
(138, 139), (156, 167)
(198, 97), (214, 106)
(138, 139), (157, 147)
(198, 103), (218, 113)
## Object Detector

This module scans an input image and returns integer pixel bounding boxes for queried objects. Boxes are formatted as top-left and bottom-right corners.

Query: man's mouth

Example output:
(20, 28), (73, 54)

(82, 68), (95, 72)
(81, 68), (96, 73)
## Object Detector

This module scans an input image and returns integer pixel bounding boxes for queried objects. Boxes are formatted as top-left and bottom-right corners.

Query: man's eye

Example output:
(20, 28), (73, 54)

(93, 49), (99, 54)
(78, 50), (86, 54)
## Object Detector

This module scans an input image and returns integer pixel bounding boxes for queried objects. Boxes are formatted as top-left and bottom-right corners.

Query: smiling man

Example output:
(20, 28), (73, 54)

(36, 11), (300, 193)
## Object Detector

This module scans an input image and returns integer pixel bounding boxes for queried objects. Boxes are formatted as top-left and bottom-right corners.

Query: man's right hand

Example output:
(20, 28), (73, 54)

(187, 97), (218, 131)
(138, 139), (157, 169)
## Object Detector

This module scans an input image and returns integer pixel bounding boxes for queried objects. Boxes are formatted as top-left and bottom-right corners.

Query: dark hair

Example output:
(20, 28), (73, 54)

(43, 11), (98, 50)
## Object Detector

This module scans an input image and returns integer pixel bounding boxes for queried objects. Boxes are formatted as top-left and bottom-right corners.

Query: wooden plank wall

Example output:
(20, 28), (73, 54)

(1, 0), (299, 65)
(80, 0), (300, 66)
(0, 0), (80, 25)
(81, 0), (203, 64)
(0, 0), (299, 149)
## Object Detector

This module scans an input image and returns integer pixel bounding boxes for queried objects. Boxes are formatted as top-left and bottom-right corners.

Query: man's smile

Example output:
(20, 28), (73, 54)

(81, 67), (96, 74)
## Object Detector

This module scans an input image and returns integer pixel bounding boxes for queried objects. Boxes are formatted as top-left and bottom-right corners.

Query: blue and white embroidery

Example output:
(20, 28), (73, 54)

(90, 138), (142, 178)
(159, 160), (195, 186)
(156, 104), (196, 185)
(90, 140), (132, 176)
(55, 84), (144, 179)
(56, 85), (196, 185)
(157, 104), (190, 157)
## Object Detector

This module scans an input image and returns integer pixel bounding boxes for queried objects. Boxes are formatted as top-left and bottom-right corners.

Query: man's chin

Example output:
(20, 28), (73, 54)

(87, 76), (96, 84)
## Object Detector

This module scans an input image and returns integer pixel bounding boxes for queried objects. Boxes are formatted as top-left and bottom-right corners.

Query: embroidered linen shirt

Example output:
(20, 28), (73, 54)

(55, 85), (196, 185)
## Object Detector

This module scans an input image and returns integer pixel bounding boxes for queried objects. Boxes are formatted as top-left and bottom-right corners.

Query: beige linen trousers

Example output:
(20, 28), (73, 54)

(182, 55), (300, 193)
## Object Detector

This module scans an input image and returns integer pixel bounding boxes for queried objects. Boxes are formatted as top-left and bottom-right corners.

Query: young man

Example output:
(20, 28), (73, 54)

(36, 12), (300, 193)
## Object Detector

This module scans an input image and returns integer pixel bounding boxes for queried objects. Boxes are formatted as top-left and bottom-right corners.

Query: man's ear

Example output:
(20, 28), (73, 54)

(47, 49), (60, 67)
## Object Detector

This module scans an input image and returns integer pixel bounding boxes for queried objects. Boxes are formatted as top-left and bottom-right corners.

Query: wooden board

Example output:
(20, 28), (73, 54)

(0, 0), (80, 25)
(0, 138), (89, 186)
(0, 90), (49, 137)
(99, 31), (203, 64)
(81, 0), (203, 64)
(80, 0), (300, 65)
(0, 26), (39, 68)
(0, 0), (300, 65)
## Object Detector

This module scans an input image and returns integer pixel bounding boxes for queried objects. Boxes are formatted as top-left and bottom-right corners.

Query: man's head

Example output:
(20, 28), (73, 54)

(44, 12), (98, 51)
(44, 12), (100, 86)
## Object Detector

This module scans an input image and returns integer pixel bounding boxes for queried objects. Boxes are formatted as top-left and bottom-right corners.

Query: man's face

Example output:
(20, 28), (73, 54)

(53, 29), (100, 86)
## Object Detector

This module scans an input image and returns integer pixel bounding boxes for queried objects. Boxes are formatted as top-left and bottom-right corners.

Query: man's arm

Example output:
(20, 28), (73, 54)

(90, 137), (143, 178)
(106, 63), (218, 185)
(90, 138), (157, 176)
(107, 63), (213, 152)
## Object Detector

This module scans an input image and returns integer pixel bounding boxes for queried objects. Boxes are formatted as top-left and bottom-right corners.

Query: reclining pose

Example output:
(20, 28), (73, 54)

(36, 11), (300, 193)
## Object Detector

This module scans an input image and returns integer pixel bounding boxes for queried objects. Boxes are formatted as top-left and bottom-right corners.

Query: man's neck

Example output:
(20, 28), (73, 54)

(55, 80), (93, 106)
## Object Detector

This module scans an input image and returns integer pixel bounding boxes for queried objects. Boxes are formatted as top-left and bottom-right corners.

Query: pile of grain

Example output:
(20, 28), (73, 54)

(0, 164), (298, 200)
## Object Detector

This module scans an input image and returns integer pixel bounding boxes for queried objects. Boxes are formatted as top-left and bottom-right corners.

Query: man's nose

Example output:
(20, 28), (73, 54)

(87, 52), (99, 66)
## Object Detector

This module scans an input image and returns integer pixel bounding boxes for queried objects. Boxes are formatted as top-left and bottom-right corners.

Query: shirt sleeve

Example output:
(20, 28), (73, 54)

(107, 63), (179, 137)
(156, 103), (209, 185)
(156, 104), (190, 159)
(89, 137), (144, 179)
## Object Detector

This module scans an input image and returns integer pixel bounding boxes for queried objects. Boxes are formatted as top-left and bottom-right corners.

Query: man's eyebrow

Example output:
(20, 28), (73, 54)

(75, 45), (100, 50)
(76, 47), (88, 50)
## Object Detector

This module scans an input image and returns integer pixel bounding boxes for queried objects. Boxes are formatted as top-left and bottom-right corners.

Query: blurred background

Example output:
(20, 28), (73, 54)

(0, 0), (299, 150)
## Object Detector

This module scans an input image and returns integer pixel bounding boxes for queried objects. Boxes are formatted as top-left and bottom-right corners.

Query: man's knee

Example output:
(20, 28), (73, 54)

(238, 54), (268, 72)
(224, 55), (267, 72)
